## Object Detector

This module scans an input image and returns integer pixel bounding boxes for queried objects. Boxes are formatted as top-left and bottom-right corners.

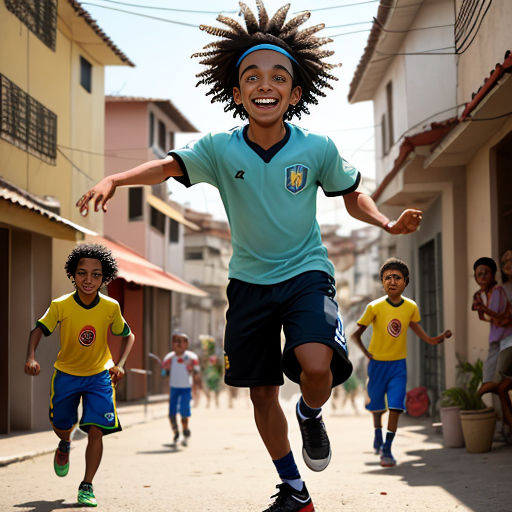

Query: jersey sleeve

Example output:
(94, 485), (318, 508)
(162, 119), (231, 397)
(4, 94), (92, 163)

(411, 303), (421, 323)
(357, 303), (375, 326)
(162, 352), (174, 370)
(36, 301), (59, 336)
(110, 302), (131, 336)
(168, 133), (218, 188)
(318, 137), (361, 196)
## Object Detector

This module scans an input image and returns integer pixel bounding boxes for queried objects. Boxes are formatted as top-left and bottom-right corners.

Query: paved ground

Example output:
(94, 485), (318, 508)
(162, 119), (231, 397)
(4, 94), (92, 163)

(0, 390), (511, 511)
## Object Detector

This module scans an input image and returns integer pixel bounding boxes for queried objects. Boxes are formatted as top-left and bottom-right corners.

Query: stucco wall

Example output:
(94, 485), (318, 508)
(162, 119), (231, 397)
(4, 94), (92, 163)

(455, 0), (512, 105)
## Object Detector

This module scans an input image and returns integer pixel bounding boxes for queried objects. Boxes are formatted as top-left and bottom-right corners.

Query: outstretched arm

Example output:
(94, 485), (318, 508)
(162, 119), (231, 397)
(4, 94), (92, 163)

(24, 326), (43, 376)
(351, 324), (373, 359)
(76, 157), (183, 216)
(409, 322), (452, 345)
(109, 332), (136, 384)
(343, 191), (422, 234)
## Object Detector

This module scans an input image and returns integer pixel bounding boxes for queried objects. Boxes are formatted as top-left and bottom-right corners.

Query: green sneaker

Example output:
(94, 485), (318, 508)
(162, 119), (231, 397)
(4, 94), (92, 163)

(78, 482), (97, 507)
(53, 442), (70, 477)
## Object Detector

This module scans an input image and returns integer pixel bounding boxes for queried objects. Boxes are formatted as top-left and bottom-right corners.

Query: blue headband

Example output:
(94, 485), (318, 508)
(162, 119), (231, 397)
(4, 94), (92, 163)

(236, 43), (299, 68)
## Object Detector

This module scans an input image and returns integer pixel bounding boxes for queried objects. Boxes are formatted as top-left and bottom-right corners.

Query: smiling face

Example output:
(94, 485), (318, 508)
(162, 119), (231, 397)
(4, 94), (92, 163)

(233, 50), (302, 128)
(74, 258), (103, 303)
(382, 269), (407, 302)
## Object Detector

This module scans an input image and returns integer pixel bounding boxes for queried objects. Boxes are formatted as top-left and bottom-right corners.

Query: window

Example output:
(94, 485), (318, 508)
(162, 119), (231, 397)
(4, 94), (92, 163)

(380, 114), (387, 157)
(158, 120), (166, 151)
(150, 206), (165, 234)
(0, 73), (57, 163)
(5, 0), (57, 51)
(386, 81), (394, 148)
(169, 219), (179, 243)
(168, 131), (175, 151)
(128, 187), (143, 221)
(149, 112), (154, 146)
(185, 250), (203, 260)
(80, 56), (92, 93)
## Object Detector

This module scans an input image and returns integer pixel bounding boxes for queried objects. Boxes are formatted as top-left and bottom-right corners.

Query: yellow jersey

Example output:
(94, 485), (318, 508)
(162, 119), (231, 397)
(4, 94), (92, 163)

(37, 291), (131, 376)
(357, 296), (420, 361)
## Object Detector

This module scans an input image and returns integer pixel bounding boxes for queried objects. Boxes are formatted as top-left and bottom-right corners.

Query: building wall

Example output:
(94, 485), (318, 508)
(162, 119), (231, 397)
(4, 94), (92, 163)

(372, 0), (456, 183)
(455, 0), (512, 105)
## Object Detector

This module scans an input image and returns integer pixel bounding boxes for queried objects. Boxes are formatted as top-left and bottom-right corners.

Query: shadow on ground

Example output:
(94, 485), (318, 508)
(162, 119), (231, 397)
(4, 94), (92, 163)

(364, 416), (512, 512)
(14, 500), (82, 511)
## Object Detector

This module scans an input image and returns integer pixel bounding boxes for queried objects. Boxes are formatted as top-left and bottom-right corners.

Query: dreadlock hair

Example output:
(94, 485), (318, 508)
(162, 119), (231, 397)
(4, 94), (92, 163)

(192, 1), (340, 120)
(65, 243), (118, 285)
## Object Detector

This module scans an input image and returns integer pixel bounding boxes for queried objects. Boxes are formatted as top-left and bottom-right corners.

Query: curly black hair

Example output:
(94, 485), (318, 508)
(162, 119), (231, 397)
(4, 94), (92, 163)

(380, 257), (410, 286)
(65, 243), (118, 285)
(193, 1), (339, 120)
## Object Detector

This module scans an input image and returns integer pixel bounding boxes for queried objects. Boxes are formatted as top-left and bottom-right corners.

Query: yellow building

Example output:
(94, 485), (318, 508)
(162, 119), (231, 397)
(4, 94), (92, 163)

(0, 0), (133, 433)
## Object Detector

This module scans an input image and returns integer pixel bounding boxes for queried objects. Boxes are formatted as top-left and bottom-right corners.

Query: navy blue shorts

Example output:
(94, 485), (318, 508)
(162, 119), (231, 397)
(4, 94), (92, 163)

(366, 359), (407, 412)
(49, 369), (122, 435)
(223, 271), (352, 387)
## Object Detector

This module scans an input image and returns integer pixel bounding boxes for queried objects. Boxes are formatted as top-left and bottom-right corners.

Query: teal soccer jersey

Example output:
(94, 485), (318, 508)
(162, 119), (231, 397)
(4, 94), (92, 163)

(170, 123), (360, 284)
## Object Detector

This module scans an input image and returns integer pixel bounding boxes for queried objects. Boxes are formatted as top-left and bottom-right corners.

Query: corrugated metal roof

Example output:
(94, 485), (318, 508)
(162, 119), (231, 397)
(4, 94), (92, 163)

(0, 178), (97, 236)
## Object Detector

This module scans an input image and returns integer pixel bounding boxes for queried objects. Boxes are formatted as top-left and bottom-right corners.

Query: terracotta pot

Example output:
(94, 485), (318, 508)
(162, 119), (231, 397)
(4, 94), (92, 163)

(459, 407), (496, 453)
(440, 406), (464, 448)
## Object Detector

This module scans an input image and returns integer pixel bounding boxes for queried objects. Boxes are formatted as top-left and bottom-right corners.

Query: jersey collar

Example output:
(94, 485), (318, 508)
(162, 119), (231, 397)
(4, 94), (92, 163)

(386, 297), (404, 308)
(73, 291), (100, 309)
(242, 123), (291, 163)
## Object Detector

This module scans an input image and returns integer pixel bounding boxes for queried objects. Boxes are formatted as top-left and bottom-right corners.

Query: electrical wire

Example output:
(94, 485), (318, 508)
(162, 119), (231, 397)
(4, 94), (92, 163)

(81, 2), (200, 27)
(57, 148), (95, 183)
(455, 0), (480, 42)
(90, 0), (237, 14)
(456, 0), (493, 54)
(465, 111), (512, 122)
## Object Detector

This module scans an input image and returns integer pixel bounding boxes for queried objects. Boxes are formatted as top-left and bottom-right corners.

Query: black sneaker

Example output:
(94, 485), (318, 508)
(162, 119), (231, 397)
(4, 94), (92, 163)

(263, 483), (314, 512)
(296, 409), (331, 471)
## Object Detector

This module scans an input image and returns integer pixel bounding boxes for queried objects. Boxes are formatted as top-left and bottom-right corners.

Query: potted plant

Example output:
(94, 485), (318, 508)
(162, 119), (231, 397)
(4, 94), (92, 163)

(440, 359), (496, 452)
(457, 359), (496, 453)
(439, 387), (465, 448)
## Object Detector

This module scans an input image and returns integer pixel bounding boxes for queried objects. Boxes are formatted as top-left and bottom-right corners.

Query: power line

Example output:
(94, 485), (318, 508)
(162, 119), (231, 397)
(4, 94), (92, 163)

(456, 0), (493, 54)
(81, 2), (200, 27)
(91, 0), (238, 14)
(330, 28), (371, 37)
(57, 148), (95, 183)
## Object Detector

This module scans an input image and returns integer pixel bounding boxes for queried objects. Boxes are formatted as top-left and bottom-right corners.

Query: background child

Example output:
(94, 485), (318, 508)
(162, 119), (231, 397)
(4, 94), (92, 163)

(24, 243), (135, 507)
(76, 3), (422, 509)
(351, 258), (451, 467)
(472, 256), (512, 427)
(162, 332), (200, 447)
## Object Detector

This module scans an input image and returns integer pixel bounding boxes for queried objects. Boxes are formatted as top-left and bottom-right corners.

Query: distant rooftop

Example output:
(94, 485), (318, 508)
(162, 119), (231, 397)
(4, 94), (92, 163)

(105, 96), (198, 132)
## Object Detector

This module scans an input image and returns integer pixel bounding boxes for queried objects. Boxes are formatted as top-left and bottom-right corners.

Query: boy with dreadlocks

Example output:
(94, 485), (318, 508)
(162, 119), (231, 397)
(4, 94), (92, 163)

(25, 243), (135, 507)
(77, 2), (422, 510)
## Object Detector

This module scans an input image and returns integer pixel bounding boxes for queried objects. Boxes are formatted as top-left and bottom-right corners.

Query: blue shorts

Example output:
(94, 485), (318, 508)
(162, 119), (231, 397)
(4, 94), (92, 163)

(169, 387), (192, 417)
(224, 271), (352, 387)
(49, 369), (121, 435)
(366, 359), (407, 412)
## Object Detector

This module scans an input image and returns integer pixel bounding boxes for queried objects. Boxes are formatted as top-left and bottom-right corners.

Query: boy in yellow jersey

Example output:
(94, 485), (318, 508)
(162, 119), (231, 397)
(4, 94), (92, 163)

(351, 258), (451, 467)
(24, 244), (135, 507)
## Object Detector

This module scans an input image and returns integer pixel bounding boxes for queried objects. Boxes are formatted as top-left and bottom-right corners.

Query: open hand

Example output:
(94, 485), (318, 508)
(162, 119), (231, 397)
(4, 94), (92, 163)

(76, 177), (116, 217)
(25, 359), (40, 376)
(109, 366), (125, 384)
(387, 209), (423, 234)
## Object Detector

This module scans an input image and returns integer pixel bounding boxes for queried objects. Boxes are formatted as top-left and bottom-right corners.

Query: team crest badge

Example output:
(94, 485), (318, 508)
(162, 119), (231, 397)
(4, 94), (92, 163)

(104, 412), (115, 422)
(285, 164), (308, 194)
(387, 319), (402, 338)
(79, 325), (96, 347)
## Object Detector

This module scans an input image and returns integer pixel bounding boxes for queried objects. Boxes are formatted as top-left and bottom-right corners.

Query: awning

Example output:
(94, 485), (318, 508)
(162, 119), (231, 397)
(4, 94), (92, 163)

(90, 236), (207, 297)
(146, 194), (199, 231)
(0, 181), (97, 241)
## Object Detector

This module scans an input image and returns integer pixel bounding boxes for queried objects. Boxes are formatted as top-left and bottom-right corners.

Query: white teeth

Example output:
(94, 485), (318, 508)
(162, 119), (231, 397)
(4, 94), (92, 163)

(254, 98), (277, 104)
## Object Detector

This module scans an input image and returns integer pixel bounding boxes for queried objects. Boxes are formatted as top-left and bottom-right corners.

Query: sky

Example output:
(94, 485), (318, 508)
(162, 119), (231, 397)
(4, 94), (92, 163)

(85, 0), (380, 233)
